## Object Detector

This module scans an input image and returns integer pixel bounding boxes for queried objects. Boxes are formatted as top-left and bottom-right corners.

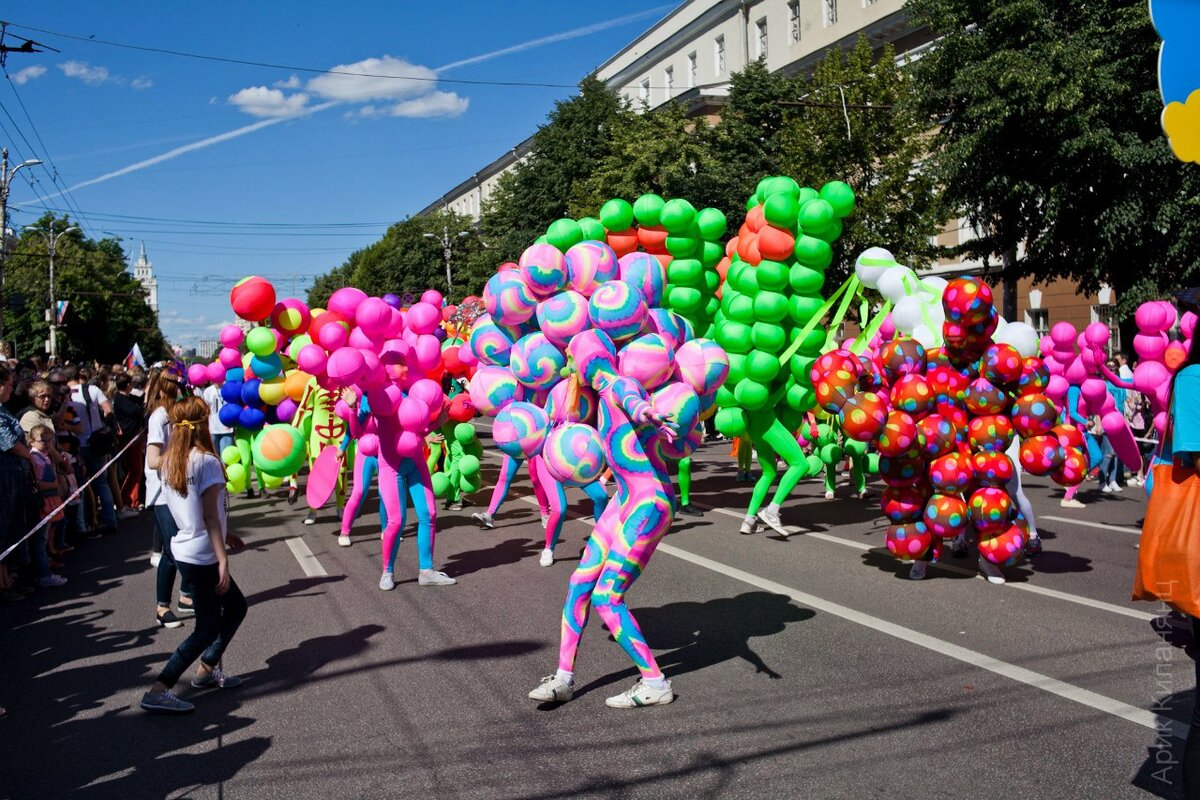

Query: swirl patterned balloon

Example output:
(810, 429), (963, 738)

(492, 401), (550, 459)
(509, 332), (566, 391)
(618, 251), (666, 307)
(618, 334), (675, 390)
(565, 241), (620, 297)
(468, 315), (517, 367)
(468, 365), (525, 417)
(674, 339), (729, 396)
(536, 290), (591, 348)
(483, 271), (537, 326)
(546, 378), (597, 424)
(542, 423), (607, 486)
(588, 280), (648, 342)
(519, 243), (568, 298)
(651, 382), (701, 458)
(645, 308), (692, 350)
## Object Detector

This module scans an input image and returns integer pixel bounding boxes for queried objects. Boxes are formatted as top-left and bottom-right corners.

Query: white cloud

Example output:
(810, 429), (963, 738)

(228, 86), (311, 118)
(305, 56), (436, 103)
(274, 74), (302, 89)
(131, 76), (154, 90)
(59, 60), (112, 85)
(10, 65), (46, 85)
(389, 91), (469, 118)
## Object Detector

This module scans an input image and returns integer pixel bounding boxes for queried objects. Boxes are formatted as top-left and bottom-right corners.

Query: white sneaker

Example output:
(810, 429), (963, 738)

(303, 511), (317, 525)
(605, 679), (674, 708)
(739, 516), (758, 535)
(1101, 483), (1113, 494)
(472, 512), (495, 529)
(757, 508), (789, 537)
(379, 571), (395, 591)
(1060, 498), (1085, 508)
(418, 569), (456, 586)
(1111, 482), (1123, 493)
(978, 557), (1006, 585)
(119, 508), (139, 520)
(856, 490), (869, 500)
(908, 560), (928, 581)
(824, 490), (835, 500)
(337, 535), (352, 547)
(150, 551), (162, 567)
(538, 547), (554, 567)
(540, 514), (550, 527)
(38, 574), (68, 588)
(528, 674), (574, 702)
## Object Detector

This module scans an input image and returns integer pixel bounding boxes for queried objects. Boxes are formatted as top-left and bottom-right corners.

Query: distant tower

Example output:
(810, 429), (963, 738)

(133, 241), (158, 314)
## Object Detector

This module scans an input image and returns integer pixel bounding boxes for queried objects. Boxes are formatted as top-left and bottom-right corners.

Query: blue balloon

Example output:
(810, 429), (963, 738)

(218, 402), (243, 427)
(221, 381), (244, 404)
(241, 378), (263, 407)
(238, 406), (266, 430)
(225, 367), (245, 383)
(249, 353), (282, 380)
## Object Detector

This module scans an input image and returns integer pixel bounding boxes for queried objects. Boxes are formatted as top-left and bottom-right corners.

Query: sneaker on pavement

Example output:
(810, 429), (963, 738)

(175, 602), (195, 617)
(678, 504), (704, 517)
(337, 534), (352, 547)
(303, 510), (317, 525)
(1025, 535), (1043, 557)
(119, 508), (139, 520)
(539, 548), (554, 567)
(978, 557), (1006, 585)
(156, 609), (183, 629)
(1111, 482), (1123, 493)
(379, 571), (396, 591)
(448, 501), (463, 511)
(908, 560), (928, 581)
(1060, 498), (1085, 508)
(287, 486), (299, 506)
(418, 569), (456, 586)
(150, 552), (162, 568)
(605, 679), (674, 709)
(824, 490), (835, 500)
(472, 512), (495, 530)
(38, 574), (67, 588)
(191, 667), (242, 689)
(140, 690), (194, 714)
(739, 516), (758, 535)
(757, 508), (789, 537)
(528, 675), (574, 703)
(1101, 483), (1113, 494)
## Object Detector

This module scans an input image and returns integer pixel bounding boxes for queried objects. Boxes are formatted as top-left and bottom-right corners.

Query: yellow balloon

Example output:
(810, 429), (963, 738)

(258, 375), (287, 405)
(262, 472), (284, 489)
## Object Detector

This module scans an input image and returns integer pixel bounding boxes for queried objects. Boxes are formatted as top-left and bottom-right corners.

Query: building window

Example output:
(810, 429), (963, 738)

(639, 77), (650, 102)
(1092, 305), (1122, 355)
(664, 66), (674, 95)
(823, 0), (838, 26)
(687, 52), (697, 87)
(789, 1), (801, 43)
(1027, 309), (1050, 339)
(755, 19), (768, 60)
(622, 92), (630, 106)
(714, 35), (726, 75)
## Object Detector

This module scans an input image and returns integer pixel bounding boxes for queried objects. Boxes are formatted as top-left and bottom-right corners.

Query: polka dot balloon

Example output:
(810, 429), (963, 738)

(1052, 446), (1089, 486)
(978, 523), (1025, 566)
(929, 453), (975, 494)
(964, 377), (1011, 416)
(1011, 393), (1058, 438)
(890, 374), (935, 418)
(966, 414), (1015, 453)
(1053, 423), (1086, 450)
(1018, 434), (1064, 476)
(971, 450), (1014, 486)
(877, 410), (919, 457)
(981, 343), (1023, 386)
(917, 413), (957, 458)
(885, 521), (933, 562)
(880, 339), (927, 383)
(816, 368), (860, 414)
(879, 452), (926, 488)
(839, 391), (889, 442)
(881, 484), (930, 523)
(969, 487), (1012, 534)
(1016, 358), (1050, 396)
(922, 493), (969, 539)
(942, 277), (994, 325)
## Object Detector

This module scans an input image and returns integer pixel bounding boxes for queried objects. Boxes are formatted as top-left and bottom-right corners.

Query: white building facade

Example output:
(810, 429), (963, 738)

(132, 242), (158, 314)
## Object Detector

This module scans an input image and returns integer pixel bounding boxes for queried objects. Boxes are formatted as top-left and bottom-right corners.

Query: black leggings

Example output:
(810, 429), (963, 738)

(155, 561), (246, 689)
(152, 505), (192, 608)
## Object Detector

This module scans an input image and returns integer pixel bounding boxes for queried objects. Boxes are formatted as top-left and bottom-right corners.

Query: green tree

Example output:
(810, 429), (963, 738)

(5, 215), (169, 363)
(780, 36), (945, 283)
(907, 0), (1200, 315)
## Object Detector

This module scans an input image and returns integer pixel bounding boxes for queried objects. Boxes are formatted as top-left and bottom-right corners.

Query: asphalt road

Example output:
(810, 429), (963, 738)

(1, 440), (1192, 800)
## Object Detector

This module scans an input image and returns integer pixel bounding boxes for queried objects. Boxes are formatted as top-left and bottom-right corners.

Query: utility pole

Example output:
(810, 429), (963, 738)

(424, 225), (471, 299)
(0, 148), (44, 342)
(27, 224), (78, 362)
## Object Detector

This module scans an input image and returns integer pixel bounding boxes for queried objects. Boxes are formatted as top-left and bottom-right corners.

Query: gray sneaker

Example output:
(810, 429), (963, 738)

(528, 674), (574, 702)
(190, 667), (242, 689)
(418, 569), (456, 586)
(140, 690), (195, 713)
(757, 508), (790, 537)
(379, 571), (396, 591)
(471, 512), (495, 530)
(605, 679), (674, 708)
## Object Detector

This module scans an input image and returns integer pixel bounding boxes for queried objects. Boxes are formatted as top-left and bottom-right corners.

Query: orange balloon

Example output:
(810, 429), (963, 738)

(725, 236), (738, 257)
(637, 223), (668, 252)
(745, 204), (766, 232)
(607, 228), (639, 257)
(1165, 340), (1188, 371)
(653, 253), (673, 270)
(744, 238), (762, 265)
(757, 224), (796, 261)
(284, 370), (311, 402)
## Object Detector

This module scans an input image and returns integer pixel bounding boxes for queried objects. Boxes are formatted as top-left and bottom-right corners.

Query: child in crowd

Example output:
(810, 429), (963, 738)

(28, 425), (67, 587)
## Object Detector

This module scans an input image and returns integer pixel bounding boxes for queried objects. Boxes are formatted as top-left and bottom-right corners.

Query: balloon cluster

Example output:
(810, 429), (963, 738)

(431, 423), (485, 498)
(1129, 301), (1197, 434)
(711, 176), (856, 436)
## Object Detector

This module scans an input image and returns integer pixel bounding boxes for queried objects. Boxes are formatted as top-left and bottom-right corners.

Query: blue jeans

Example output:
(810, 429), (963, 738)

(214, 433), (234, 457)
(81, 445), (117, 529)
(1099, 435), (1121, 485)
(155, 561), (246, 689)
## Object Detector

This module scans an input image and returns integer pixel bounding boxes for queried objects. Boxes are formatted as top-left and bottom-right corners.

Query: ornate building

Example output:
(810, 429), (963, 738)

(133, 241), (158, 314)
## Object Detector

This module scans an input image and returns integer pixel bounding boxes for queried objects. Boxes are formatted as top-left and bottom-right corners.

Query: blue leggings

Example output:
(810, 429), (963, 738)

(341, 451), (388, 535)
(381, 457), (436, 572)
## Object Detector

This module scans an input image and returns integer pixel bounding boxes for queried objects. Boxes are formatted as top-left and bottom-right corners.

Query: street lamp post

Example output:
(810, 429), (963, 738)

(26, 224), (79, 362)
(424, 225), (471, 298)
(0, 148), (44, 342)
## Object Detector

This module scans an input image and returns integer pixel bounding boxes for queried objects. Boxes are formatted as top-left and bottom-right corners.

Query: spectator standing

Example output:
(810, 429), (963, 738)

(145, 367), (194, 627)
(202, 382), (233, 456)
(1117, 353), (1135, 382)
(67, 366), (118, 536)
(0, 364), (40, 602)
(113, 375), (146, 516)
(28, 425), (68, 587)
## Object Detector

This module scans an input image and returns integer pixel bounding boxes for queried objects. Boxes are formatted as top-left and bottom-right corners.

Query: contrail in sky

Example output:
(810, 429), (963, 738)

(53, 7), (675, 196)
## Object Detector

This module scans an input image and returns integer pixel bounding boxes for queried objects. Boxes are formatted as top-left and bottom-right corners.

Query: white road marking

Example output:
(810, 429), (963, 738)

(1040, 516), (1142, 535)
(287, 536), (328, 577)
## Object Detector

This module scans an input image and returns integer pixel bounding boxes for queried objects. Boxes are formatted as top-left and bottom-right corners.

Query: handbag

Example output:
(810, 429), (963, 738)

(1132, 400), (1200, 616)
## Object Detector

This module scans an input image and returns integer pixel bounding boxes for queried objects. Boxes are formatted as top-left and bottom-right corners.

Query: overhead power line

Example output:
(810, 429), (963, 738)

(12, 203), (391, 229)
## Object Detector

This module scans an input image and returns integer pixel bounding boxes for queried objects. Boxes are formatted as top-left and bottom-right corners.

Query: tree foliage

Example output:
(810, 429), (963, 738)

(907, 0), (1200, 313)
(4, 214), (169, 363)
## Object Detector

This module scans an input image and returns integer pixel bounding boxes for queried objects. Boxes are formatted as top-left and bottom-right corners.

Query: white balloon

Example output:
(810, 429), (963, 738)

(876, 267), (916, 303)
(854, 247), (897, 289)
(891, 296), (925, 335)
(994, 321), (1039, 358)
(921, 275), (948, 293)
(912, 323), (937, 349)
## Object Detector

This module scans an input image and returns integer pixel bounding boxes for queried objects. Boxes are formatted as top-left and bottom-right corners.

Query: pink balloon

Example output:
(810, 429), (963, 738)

(297, 344), (328, 376)
(412, 334), (441, 372)
(326, 347), (366, 385)
(206, 362), (227, 384)
(328, 287), (368, 318)
(219, 347), (243, 369)
(1045, 374), (1070, 404)
(1064, 358), (1089, 384)
(276, 398), (298, 424)
(379, 338), (410, 366)
(1050, 322), (1077, 347)
(1183, 312), (1197, 340)
(398, 396), (430, 430)
(367, 384), (401, 415)
(1134, 361), (1170, 396)
(877, 313), (896, 341)
(348, 328), (378, 351)
(1101, 410), (1143, 472)
(187, 364), (209, 386)
(358, 433), (379, 457)
(219, 324), (245, 348)
(458, 341), (479, 368)
(407, 302), (441, 335)
(356, 297), (393, 338)
(1080, 378), (1108, 409)
(358, 349), (386, 390)
(272, 329), (287, 353)
(409, 378), (444, 411)
(1133, 332), (1168, 362)
(395, 430), (424, 458)
(317, 321), (350, 351)
(421, 289), (445, 307)
(1084, 322), (1110, 348)
(383, 308), (405, 339)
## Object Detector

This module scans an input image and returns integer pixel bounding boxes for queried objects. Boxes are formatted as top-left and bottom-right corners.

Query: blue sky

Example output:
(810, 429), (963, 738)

(1, 1), (676, 349)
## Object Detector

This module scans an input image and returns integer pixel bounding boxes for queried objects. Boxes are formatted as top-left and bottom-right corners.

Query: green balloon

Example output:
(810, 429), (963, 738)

(633, 193), (665, 227)
(777, 406), (808, 436)
(820, 180), (856, 218)
(745, 195), (762, 210)
(459, 454), (481, 477)
(734, 379), (770, 410)
(225, 463), (247, 492)
(726, 352), (746, 384)
(763, 176), (800, 198)
(431, 471), (451, 498)
(667, 258), (703, 286)
(789, 353), (817, 382)
(811, 218), (843, 243)
(752, 321), (787, 353)
(703, 296), (720, 319)
(799, 199), (835, 232)
(867, 453), (880, 474)
(754, 176), (775, 201)
(547, 218), (584, 251)
(246, 327), (276, 357)
(660, 198), (697, 233)
(668, 286), (703, 313)
(806, 454), (825, 475)
(794, 235), (834, 270)
(727, 259), (747, 289)
(789, 264), (825, 295)
(715, 385), (737, 408)
(791, 325), (827, 356)
(728, 294), (755, 325)
(700, 240), (724, 268)
(221, 445), (242, 466)
(716, 322), (753, 354)
(816, 423), (835, 446)
(715, 407), (747, 437)
(788, 294), (825, 325)
(844, 438), (868, 456)
(752, 291), (789, 323)
(785, 382), (815, 412)
(288, 334), (313, 361)
(733, 265), (760, 295)
(756, 260), (790, 292)
(704, 269), (721, 293)
(820, 442), (844, 464)
(578, 217), (606, 242)
(454, 422), (477, 445)
(600, 198), (634, 231)
(763, 192), (799, 229)
(534, 235), (549, 245)
(696, 208), (727, 240)
(461, 472), (483, 493)
(665, 234), (699, 258)
(797, 187), (819, 206)
(745, 349), (780, 383)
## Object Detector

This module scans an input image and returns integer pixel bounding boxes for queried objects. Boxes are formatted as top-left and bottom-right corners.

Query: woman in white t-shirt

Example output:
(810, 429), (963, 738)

(141, 396), (247, 715)
(144, 369), (194, 628)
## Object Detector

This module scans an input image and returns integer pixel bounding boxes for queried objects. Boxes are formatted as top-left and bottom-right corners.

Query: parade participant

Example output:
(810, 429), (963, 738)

(733, 433), (753, 483)
(528, 331), (681, 708)
(141, 396), (246, 714)
(144, 367), (194, 628)
(337, 396), (384, 548)
(675, 456), (702, 516)
(298, 376), (349, 525)
(471, 452), (552, 530)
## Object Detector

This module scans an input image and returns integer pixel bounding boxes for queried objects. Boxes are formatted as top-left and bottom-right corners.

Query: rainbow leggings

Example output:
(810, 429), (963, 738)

(380, 456), (436, 572)
(557, 402), (672, 680)
(486, 454), (550, 516)
(536, 456), (609, 550)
